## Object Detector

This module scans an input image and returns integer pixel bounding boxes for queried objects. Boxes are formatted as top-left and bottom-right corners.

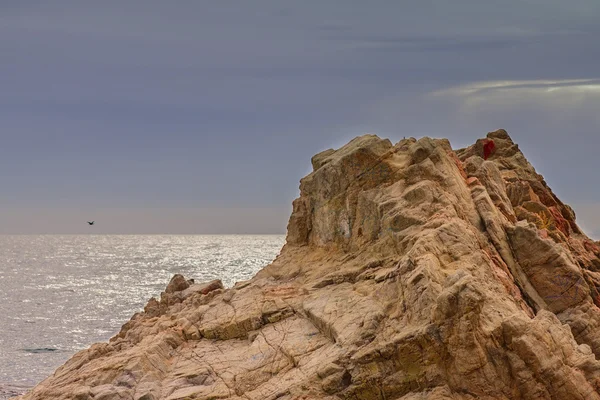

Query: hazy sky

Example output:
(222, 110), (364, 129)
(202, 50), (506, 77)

(1, 1), (599, 235)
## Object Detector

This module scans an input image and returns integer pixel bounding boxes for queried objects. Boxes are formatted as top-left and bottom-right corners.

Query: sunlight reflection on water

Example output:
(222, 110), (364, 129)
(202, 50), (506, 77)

(0, 234), (284, 393)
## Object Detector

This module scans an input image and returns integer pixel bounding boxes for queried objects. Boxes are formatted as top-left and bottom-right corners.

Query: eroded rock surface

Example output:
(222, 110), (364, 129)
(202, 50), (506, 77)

(16, 130), (600, 399)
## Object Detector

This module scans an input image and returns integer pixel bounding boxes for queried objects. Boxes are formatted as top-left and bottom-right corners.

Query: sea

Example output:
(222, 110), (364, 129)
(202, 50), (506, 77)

(0, 234), (285, 399)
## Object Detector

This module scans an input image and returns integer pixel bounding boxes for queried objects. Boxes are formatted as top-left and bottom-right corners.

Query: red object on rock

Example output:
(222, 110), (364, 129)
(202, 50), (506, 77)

(483, 139), (496, 160)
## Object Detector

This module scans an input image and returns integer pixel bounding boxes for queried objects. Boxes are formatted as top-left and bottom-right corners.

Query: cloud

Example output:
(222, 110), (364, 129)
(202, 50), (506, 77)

(429, 79), (600, 114)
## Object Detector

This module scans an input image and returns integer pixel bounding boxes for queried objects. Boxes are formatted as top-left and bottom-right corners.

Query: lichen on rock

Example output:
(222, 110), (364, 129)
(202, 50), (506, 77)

(16, 129), (600, 399)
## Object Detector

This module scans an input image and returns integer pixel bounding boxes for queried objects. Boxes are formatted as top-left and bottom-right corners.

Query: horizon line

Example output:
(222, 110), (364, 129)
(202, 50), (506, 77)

(0, 232), (287, 236)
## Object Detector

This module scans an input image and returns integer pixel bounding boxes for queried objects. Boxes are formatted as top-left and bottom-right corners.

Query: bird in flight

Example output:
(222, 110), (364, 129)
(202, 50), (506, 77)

(87, 221), (95, 225)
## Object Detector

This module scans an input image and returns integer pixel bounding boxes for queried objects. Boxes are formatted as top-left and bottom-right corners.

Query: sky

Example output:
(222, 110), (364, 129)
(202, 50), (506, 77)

(1, 1), (599, 236)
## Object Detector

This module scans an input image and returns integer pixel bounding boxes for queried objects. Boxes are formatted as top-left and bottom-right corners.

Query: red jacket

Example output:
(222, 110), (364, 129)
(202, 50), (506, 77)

(483, 139), (496, 160)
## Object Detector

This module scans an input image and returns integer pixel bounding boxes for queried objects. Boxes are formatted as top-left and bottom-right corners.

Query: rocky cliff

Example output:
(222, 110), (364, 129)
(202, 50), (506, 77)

(16, 130), (600, 399)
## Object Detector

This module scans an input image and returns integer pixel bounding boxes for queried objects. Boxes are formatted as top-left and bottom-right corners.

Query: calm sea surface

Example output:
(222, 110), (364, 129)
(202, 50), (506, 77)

(0, 234), (285, 398)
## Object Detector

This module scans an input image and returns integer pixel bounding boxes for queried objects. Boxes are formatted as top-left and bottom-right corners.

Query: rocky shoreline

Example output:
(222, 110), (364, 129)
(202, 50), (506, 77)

(15, 130), (600, 399)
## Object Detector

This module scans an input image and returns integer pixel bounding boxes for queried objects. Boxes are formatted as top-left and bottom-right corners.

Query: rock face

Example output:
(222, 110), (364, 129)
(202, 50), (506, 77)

(16, 130), (600, 399)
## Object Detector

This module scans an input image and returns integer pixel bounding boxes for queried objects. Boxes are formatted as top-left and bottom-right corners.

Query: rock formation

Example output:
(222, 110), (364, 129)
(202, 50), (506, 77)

(16, 130), (600, 399)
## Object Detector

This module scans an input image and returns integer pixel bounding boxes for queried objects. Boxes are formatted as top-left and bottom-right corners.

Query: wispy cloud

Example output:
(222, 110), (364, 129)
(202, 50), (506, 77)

(431, 79), (600, 96)
(429, 79), (600, 111)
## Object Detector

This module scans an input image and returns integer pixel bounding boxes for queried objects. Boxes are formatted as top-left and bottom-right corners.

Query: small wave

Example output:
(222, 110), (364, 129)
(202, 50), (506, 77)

(0, 383), (29, 399)
(20, 348), (60, 354)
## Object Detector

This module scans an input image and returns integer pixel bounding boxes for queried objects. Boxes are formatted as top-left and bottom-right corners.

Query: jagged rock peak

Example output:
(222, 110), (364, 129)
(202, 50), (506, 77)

(17, 129), (600, 400)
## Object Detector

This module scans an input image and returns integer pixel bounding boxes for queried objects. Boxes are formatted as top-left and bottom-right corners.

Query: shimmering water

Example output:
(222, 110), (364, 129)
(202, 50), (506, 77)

(0, 235), (285, 397)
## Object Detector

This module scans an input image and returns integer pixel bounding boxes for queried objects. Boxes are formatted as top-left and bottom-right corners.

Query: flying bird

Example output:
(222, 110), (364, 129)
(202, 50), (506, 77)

(87, 221), (95, 225)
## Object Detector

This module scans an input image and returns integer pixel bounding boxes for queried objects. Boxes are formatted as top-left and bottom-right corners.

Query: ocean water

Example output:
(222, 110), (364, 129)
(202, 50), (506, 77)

(0, 234), (285, 398)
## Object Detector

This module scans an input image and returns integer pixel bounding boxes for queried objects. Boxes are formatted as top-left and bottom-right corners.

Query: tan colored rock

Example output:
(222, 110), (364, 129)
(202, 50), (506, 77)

(165, 274), (190, 293)
(16, 129), (600, 399)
